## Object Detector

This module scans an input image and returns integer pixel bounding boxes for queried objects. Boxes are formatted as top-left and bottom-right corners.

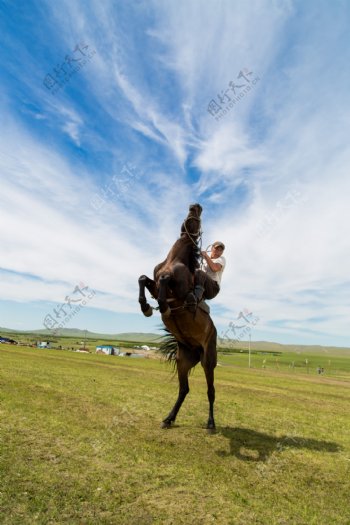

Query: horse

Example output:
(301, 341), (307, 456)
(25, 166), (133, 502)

(138, 203), (217, 431)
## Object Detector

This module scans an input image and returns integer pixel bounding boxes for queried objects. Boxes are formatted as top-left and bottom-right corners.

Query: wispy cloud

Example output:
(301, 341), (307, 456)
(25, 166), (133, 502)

(0, 0), (349, 345)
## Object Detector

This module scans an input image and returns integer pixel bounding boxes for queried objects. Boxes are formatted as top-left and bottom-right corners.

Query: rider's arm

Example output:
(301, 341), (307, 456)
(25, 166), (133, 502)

(201, 252), (222, 272)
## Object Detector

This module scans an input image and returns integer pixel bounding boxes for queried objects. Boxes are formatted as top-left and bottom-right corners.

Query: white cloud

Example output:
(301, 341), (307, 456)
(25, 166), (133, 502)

(56, 105), (83, 146)
(193, 120), (266, 193)
(0, 115), (194, 317)
(1, 0), (349, 345)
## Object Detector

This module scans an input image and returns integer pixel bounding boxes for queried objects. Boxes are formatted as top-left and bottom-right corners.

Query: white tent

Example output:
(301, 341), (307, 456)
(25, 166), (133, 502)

(96, 345), (120, 356)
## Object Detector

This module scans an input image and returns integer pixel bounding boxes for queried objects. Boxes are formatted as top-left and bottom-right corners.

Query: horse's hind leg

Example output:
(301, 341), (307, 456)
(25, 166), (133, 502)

(202, 334), (217, 432)
(162, 346), (198, 428)
(203, 365), (216, 431)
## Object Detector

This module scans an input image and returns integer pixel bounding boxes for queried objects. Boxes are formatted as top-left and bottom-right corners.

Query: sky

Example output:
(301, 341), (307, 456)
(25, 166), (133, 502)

(0, 0), (349, 347)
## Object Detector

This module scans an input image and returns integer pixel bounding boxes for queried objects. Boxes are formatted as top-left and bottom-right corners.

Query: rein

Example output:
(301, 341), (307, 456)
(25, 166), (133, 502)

(182, 215), (202, 249)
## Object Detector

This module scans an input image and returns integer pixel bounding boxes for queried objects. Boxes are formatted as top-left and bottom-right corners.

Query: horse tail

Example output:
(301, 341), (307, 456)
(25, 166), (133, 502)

(157, 329), (178, 367)
(157, 328), (202, 374)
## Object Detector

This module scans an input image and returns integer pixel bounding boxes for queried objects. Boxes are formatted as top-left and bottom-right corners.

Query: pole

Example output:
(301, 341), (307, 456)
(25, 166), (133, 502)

(248, 333), (251, 368)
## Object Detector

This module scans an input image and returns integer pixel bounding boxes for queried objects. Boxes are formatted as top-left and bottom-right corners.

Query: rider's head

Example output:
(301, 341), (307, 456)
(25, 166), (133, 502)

(211, 241), (225, 257)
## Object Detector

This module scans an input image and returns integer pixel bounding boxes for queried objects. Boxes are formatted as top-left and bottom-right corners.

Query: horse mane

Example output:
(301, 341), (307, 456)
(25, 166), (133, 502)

(190, 243), (201, 274)
(178, 236), (201, 274)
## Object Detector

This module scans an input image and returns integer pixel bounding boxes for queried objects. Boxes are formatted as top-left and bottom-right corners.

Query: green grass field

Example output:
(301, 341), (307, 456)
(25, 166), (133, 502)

(1, 344), (349, 524)
(218, 351), (350, 379)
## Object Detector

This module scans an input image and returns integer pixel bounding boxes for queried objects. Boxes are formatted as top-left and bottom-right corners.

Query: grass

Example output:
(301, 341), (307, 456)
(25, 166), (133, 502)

(218, 351), (350, 379)
(1, 344), (350, 524)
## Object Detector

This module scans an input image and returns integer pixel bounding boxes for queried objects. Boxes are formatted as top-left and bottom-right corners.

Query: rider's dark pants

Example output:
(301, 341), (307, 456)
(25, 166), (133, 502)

(195, 269), (220, 300)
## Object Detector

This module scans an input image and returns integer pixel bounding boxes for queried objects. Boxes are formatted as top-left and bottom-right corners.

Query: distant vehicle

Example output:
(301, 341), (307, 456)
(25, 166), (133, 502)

(0, 336), (17, 344)
(37, 341), (52, 348)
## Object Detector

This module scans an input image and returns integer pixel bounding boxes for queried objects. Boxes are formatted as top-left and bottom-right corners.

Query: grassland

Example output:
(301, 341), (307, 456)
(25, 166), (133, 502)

(1, 344), (349, 524)
(218, 351), (350, 380)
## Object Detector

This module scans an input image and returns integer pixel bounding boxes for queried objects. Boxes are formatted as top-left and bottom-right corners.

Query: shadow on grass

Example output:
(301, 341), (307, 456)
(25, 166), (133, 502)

(217, 426), (341, 462)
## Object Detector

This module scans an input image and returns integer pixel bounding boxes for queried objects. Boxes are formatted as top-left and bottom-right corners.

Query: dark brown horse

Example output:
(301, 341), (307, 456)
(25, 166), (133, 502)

(138, 204), (217, 431)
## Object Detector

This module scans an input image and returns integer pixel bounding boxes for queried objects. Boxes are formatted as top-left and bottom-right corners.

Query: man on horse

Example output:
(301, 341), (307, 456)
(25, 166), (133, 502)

(188, 241), (226, 306)
(138, 204), (221, 430)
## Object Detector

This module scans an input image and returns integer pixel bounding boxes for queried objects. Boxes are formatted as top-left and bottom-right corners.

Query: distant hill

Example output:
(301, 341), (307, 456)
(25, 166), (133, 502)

(219, 339), (350, 356)
(0, 327), (163, 342)
(1, 327), (349, 354)
(0, 327), (16, 333)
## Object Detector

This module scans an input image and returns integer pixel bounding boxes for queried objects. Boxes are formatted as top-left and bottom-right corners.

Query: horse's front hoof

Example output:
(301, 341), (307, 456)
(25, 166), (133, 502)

(143, 305), (153, 317)
(161, 420), (172, 429)
(140, 303), (153, 317)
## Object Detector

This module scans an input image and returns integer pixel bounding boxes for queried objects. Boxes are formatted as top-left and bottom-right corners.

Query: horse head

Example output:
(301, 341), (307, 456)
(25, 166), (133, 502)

(181, 203), (202, 243)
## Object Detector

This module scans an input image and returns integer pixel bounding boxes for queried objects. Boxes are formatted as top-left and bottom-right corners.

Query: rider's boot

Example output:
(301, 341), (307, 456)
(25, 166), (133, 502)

(185, 291), (197, 313)
(194, 285), (205, 303)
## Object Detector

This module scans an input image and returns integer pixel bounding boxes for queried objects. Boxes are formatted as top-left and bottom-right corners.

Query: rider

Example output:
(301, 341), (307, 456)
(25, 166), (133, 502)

(186, 241), (226, 309)
(195, 241), (226, 301)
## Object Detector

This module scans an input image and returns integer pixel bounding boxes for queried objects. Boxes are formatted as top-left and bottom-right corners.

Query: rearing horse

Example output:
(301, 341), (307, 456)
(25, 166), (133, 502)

(138, 204), (217, 431)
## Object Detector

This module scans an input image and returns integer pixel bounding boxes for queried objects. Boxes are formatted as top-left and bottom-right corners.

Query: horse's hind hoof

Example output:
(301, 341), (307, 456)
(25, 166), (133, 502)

(161, 420), (172, 429)
(206, 421), (216, 434)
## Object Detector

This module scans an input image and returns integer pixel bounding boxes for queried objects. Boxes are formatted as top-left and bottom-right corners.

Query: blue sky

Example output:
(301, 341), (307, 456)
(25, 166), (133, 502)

(1, 0), (349, 346)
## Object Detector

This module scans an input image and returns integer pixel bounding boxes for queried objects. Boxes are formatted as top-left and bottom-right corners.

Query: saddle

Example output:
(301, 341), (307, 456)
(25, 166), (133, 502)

(198, 300), (210, 314)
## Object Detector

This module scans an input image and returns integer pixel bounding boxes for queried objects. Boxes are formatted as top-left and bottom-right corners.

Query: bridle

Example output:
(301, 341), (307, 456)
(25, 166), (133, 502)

(182, 215), (202, 249)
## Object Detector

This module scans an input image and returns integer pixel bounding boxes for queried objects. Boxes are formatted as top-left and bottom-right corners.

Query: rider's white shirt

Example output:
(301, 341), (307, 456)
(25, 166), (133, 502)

(202, 255), (226, 287)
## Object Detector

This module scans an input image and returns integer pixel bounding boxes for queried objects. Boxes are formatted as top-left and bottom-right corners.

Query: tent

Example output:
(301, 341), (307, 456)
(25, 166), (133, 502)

(96, 345), (120, 356)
